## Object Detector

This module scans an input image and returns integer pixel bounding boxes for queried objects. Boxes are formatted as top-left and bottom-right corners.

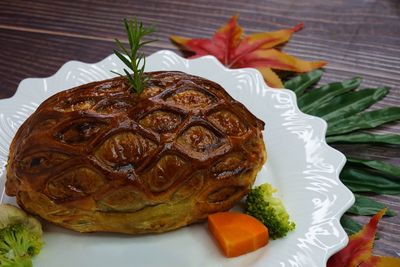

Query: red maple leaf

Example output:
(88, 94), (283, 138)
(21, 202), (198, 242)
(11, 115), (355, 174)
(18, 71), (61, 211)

(170, 15), (326, 88)
(328, 209), (400, 267)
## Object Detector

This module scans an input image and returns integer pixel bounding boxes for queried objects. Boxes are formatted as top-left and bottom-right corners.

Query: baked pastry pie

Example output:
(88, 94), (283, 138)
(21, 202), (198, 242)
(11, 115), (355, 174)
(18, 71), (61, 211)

(6, 71), (266, 234)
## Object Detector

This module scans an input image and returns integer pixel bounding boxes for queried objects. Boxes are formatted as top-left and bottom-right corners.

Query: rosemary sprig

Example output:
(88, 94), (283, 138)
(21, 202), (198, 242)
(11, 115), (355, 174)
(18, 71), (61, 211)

(112, 18), (156, 94)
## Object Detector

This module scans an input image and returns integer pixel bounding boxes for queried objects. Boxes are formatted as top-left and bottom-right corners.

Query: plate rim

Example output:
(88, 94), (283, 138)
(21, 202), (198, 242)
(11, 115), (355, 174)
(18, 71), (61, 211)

(0, 49), (355, 266)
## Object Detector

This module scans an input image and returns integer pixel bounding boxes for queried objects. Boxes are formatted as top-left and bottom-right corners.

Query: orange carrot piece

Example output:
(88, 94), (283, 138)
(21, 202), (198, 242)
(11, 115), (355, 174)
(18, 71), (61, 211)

(208, 212), (269, 258)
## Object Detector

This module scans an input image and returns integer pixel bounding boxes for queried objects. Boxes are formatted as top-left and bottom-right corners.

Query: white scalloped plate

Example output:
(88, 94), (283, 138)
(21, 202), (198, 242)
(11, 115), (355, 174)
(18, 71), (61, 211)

(0, 50), (354, 267)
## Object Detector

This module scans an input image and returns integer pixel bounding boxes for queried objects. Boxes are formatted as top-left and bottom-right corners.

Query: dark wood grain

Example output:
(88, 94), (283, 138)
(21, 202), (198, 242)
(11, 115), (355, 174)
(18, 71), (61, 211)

(0, 0), (399, 259)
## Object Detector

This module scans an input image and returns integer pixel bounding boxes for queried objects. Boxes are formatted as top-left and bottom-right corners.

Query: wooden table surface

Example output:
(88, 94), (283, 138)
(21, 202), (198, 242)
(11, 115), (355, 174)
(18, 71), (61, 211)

(1, 0), (399, 260)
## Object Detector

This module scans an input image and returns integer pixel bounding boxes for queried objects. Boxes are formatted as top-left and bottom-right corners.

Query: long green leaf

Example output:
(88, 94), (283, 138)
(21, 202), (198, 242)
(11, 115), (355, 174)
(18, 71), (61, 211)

(110, 70), (123, 77)
(284, 69), (324, 97)
(327, 107), (400, 136)
(326, 133), (400, 145)
(347, 194), (397, 216)
(308, 87), (389, 122)
(347, 157), (400, 178)
(340, 166), (400, 194)
(298, 77), (362, 113)
(115, 38), (130, 56)
(340, 215), (362, 236)
(113, 49), (132, 70)
(123, 69), (135, 85)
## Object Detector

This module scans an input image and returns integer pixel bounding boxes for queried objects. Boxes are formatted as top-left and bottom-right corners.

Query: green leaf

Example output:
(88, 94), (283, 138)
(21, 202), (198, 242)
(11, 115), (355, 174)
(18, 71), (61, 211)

(124, 19), (134, 49)
(115, 38), (130, 56)
(327, 107), (400, 136)
(347, 157), (400, 178)
(113, 49), (132, 70)
(326, 133), (400, 145)
(139, 39), (157, 47)
(340, 215), (362, 236)
(298, 77), (362, 113)
(340, 166), (400, 195)
(110, 70), (123, 77)
(284, 69), (324, 97)
(308, 87), (389, 122)
(123, 69), (135, 86)
(347, 194), (397, 216)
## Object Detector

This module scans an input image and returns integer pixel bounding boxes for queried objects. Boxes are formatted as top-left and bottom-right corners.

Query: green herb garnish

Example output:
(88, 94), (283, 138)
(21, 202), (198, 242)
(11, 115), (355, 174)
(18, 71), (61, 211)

(112, 18), (156, 94)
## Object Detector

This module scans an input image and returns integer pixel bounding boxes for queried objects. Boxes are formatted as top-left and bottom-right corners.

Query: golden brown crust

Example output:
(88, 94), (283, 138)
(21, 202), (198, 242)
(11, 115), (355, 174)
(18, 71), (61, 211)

(6, 71), (266, 234)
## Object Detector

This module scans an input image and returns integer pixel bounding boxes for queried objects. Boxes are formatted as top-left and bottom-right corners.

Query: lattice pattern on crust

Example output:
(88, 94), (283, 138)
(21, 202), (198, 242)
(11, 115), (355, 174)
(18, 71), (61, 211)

(7, 71), (265, 215)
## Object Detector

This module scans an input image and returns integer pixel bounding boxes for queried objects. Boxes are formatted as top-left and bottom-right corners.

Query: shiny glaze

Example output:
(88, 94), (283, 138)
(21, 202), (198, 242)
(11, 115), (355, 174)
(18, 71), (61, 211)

(6, 71), (266, 234)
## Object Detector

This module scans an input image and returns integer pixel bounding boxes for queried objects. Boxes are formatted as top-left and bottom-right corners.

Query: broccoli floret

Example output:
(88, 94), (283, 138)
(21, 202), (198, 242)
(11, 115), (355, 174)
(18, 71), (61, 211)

(245, 183), (295, 239)
(0, 204), (43, 267)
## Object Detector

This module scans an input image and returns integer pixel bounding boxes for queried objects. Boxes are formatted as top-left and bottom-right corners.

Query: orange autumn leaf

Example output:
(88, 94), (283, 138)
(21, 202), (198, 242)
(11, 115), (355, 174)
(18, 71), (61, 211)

(363, 256), (400, 267)
(170, 15), (326, 88)
(328, 209), (400, 267)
